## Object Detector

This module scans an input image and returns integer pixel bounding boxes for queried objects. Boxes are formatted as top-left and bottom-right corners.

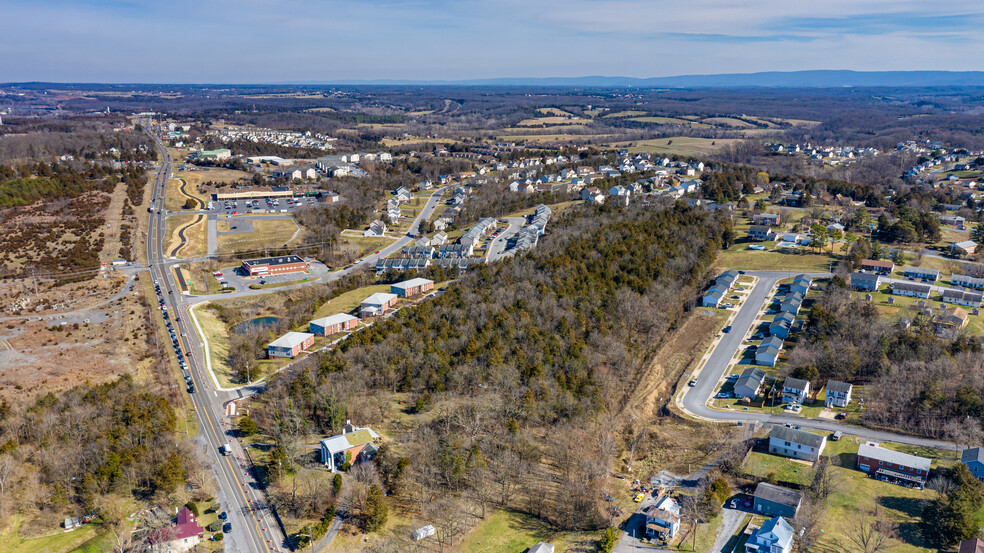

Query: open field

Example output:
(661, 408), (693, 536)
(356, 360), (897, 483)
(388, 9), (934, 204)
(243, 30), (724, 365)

(701, 117), (757, 128)
(606, 137), (741, 156)
(313, 284), (392, 318)
(249, 277), (318, 290)
(603, 110), (647, 118)
(516, 116), (588, 127)
(338, 235), (394, 258)
(537, 107), (576, 116)
(496, 133), (615, 143)
(0, 515), (109, 553)
(163, 166), (250, 211)
(502, 200), (580, 219)
(629, 116), (707, 126)
(715, 245), (839, 273)
(458, 510), (593, 553)
(743, 451), (816, 486)
(380, 136), (456, 147)
(164, 213), (206, 257)
(217, 217), (300, 253)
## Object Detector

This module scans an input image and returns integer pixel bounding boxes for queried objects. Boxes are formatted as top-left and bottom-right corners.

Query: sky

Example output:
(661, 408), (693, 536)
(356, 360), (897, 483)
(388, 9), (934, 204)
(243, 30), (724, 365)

(2, 0), (984, 83)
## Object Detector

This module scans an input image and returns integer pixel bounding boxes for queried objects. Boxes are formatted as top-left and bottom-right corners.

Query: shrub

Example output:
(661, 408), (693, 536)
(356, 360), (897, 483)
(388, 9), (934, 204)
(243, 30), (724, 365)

(185, 502), (200, 517)
(599, 527), (618, 552)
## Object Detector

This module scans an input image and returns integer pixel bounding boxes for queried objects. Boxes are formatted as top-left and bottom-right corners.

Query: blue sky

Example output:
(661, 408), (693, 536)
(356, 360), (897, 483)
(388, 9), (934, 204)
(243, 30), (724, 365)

(1, 0), (983, 82)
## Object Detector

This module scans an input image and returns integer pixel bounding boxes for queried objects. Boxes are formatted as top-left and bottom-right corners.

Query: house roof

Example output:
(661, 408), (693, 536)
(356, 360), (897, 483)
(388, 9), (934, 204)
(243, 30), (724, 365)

(749, 225), (772, 233)
(268, 332), (314, 349)
(851, 272), (880, 283)
(752, 517), (794, 548)
(392, 278), (433, 290)
(959, 538), (984, 553)
(825, 380), (852, 394)
(362, 292), (398, 306)
(762, 336), (784, 350)
(242, 255), (306, 268)
(961, 447), (984, 465)
(954, 240), (978, 250)
(769, 425), (826, 449)
(310, 313), (357, 328)
(857, 442), (931, 471)
(861, 259), (894, 269)
(528, 542), (555, 553)
(893, 282), (931, 294)
(903, 266), (940, 276)
(320, 427), (380, 455)
(783, 377), (808, 391)
(173, 507), (202, 541)
(754, 483), (802, 508)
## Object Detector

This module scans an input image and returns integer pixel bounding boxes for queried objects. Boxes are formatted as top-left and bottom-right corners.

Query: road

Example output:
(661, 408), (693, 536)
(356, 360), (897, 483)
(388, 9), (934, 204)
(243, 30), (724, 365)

(679, 271), (956, 450)
(486, 216), (525, 261)
(146, 134), (288, 553)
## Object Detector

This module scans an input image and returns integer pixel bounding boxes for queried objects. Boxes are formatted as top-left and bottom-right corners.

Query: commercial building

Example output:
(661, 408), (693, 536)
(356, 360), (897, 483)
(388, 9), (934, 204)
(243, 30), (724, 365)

(857, 442), (931, 487)
(309, 313), (358, 336)
(194, 148), (231, 161)
(268, 332), (315, 358)
(390, 278), (434, 298)
(360, 292), (398, 317)
(241, 255), (309, 277)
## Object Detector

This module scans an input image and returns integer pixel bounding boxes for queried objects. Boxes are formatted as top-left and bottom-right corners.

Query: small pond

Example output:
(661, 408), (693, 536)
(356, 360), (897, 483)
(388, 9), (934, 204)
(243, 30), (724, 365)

(231, 316), (280, 335)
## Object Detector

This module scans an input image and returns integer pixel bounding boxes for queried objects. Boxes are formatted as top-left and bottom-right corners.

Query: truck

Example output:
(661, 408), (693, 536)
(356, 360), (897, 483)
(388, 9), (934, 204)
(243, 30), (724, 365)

(220, 443), (232, 456)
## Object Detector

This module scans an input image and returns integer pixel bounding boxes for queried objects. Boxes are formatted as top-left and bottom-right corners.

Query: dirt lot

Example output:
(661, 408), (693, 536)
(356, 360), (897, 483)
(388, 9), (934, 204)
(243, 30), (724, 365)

(0, 275), (163, 397)
(0, 272), (129, 317)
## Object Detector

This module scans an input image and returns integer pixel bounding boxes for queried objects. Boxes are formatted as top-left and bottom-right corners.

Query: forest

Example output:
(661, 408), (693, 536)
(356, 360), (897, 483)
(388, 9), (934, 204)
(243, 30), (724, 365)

(249, 201), (730, 537)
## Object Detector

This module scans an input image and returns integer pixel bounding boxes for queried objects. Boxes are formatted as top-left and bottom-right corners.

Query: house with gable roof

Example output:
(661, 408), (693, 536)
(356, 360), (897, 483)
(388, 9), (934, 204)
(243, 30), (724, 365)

(320, 421), (380, 472)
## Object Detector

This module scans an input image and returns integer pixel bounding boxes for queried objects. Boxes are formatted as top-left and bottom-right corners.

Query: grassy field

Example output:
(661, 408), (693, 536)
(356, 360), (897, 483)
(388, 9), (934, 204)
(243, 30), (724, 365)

(853, 285), (984, 336)
(715, 246), (838, 273)
(458, 510), (591, 553)
(193, 305), (234, 387)
(163, 213), (206, 258)
(249, 277), (317, 290)
(313, 284), (392, 319)
(537, 107), (575, 116)
(0, 515), (107, 553)
(496, 133), (616, 143)
(605, 137), (741, 156)
(629, 116), (708, 126)
(163, 166), (251, 210)
(501, 200), (580, 219)
(603, 110), (647, 118)
(339, 235), (394, 258)
(217, 218), (300, 253)
(701, 117), (757, 128)
(516, 116), (587, 127)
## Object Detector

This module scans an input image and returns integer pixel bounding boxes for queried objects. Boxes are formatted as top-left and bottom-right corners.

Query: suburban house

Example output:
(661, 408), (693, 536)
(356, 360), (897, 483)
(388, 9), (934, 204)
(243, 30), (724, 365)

(241, 255), (309, 277)
(643, 496), (681, 542)
(580, 187), (605, 204)
(319, 421), (380, 473)
(950, 240), (978, 257)
(824, 380), (853, 408)
(753, 213), (781, 226)
(734, 368), (767, 399)
(781, 377), (810, 405)
(779, 294), (803, 316)
(702, 287), (726, 308)
(753, 483), (802, 518)
(756, 335), (783, 367)
(364, 220), (387, 237)
(147, 506), (202, 553)
(745, 517), (794, 553)
(891, 282), (931, 299)
(748, 225), (775, 241)
(942, 288), (984, 308)
(768, 425), (827, 462)
(360, 292), (398, 317)
(268, 332), (315, 359)
(769, 317), (792, 339)
(933, 306), (970, 332)
(528, 543), (555, 553)
(789, 275), (812, 296)
(391, 277), (435, 298)
(959, 538), (984, 553)
(309, 313), (358, 336)
(861, 259), (894, 275)
(960, 448), (984, 482)
(851, 272), (881, 291)
(952, 274), (984, 290)
(401, 245), (436, 259)
(857, 442), (931, 487)
(903, 266), (940, 281)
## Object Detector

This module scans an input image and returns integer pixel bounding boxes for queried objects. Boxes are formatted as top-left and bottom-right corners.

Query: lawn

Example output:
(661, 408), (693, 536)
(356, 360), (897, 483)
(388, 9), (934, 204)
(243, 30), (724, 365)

(516, 116), (588, 127)
(629, 116), (701, 125)
(742, 451), (816, 486)
(603, 110), (648, 118)
(217, 217), (300, 253)
(701, 117), (757, 128)
(339, 235), (394, 258)
(458, 510), (586, 553)
(312, 284), (392, 319)
(0, 515), (105, 553)
(249, 277), (317, 290)
(501, 200), (580, 219)
(192, 304), (234, 387)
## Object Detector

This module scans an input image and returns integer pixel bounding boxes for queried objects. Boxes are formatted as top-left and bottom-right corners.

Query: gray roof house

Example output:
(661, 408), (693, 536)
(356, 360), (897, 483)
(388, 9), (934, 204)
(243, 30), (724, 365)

(768, 425), (827, 462)
(779, 294), (803, 316)
(781, 377), (810, 405)
(891, 281), (931, 299)
(756, 336), (783, 367)
(961, 448), (984, 482)
(824, 380), (853, 408)
(789, 275), (812, 296)
(702, 287), (725, 308)
(769, 318), (792, 339)
(745, 516), (794, 553)
(752, 483), (803, 518)
(851, 272), (881, 291)
(734, 368), (767, 399)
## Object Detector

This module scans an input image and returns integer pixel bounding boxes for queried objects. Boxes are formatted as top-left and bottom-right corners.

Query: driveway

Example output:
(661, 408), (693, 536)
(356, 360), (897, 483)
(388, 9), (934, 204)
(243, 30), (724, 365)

(709, 508), (745, 553)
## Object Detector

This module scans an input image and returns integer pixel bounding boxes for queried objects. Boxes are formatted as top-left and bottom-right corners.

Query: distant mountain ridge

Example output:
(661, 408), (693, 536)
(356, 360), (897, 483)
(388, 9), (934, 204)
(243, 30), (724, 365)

(294, 70), (984, 88)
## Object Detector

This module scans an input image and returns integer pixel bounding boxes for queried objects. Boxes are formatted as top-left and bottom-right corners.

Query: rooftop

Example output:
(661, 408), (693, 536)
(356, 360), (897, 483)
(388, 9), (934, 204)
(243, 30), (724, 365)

(754, 482), (803, 508)
(310, 313), (358, 327)
(857, 442), (931, 471)
(363, 292), (398, 305)
(392, 277), (434, 290)
(768, 425), (826, 449)
(242, 255), (306, 267)
(269, 332), (314, 349)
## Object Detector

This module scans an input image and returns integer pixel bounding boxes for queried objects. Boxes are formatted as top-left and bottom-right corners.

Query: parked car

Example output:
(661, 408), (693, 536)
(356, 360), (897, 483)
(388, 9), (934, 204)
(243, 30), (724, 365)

(722, 326), (732, 333)
(831, 431), (843, 441)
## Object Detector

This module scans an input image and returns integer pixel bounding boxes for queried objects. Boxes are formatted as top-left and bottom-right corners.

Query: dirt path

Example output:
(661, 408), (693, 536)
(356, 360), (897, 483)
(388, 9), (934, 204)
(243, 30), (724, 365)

(97, 181), (129, 262)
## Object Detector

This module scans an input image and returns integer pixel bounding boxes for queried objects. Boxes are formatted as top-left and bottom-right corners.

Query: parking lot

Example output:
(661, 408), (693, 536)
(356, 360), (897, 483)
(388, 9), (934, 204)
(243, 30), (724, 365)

(210, 195), (323, 216)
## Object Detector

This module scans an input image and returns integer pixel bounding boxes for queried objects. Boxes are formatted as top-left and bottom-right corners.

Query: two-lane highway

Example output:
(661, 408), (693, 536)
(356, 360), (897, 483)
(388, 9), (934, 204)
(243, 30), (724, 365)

(146, 134), (287, 553)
